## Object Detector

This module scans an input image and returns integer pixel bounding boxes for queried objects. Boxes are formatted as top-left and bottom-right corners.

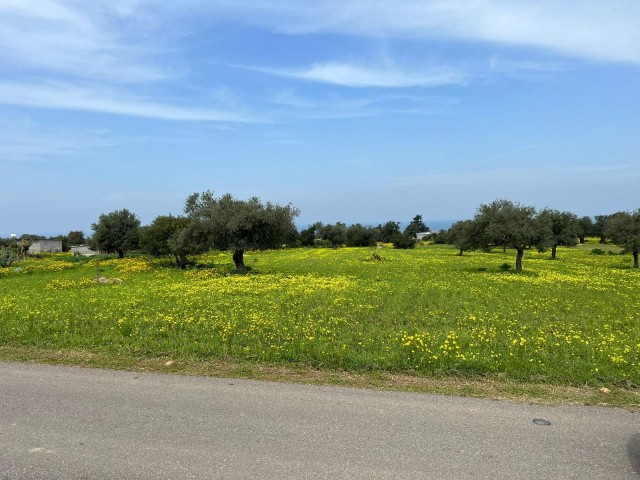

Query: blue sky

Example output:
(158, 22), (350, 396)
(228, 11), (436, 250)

(1, 1), (639, 236)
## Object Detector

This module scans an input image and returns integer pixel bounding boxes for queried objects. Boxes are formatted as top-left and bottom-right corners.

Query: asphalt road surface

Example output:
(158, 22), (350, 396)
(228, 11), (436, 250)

(1, 362), (638, 479)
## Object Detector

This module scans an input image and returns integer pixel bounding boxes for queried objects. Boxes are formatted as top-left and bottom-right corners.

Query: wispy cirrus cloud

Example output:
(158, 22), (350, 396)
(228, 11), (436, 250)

(0, 0), (168, 83)
(249, 62), (468, 88)
(0, 81), (257, 122)
(189, 0), (640, 65)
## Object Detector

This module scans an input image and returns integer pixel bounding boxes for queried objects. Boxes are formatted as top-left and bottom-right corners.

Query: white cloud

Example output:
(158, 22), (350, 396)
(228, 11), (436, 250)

(193, 0), (640, 65)
(247, 62), (467, 88)
(0, 81), (256, 122)
(0, 0), (168, 83)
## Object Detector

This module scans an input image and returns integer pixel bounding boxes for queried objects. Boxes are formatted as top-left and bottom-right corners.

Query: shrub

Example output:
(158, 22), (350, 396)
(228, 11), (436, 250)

(0, 247), (20, 267)
(591, 248), (606, 255)
(392, 232), (416, 249)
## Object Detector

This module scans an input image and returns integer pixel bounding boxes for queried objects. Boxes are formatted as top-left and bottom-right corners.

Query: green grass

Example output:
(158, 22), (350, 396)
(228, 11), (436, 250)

(1, 243), (639, 405)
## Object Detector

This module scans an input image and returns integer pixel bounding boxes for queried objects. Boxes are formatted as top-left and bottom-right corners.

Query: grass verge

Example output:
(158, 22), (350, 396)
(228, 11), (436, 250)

(1, 345), (638, 411)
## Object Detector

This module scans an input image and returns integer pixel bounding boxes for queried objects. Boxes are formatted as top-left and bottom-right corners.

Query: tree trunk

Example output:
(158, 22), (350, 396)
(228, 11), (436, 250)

(502, 243), (507, 253)
(515, 248), (524, 271)
(117, 248), (125, 259)
(458, 248), (463, 256)
(579, 235), (585, 244)
(634, 249), (639, 268)
(174, 254), (187, 270)
(233, 249), (246, 274)
(551, 245), (557, 260)
(599, 236), (607, 244)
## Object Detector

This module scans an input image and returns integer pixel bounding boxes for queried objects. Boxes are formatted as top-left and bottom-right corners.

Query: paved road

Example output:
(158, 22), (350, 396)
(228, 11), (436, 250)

(0, 362), (638, 479)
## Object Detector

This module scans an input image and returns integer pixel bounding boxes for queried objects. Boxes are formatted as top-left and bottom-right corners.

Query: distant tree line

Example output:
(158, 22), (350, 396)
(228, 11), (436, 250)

(4, 196), (639, 271)
(298, 215), (429, 249)
(443, 199), (640, 270)
(83, 194), (431, 272)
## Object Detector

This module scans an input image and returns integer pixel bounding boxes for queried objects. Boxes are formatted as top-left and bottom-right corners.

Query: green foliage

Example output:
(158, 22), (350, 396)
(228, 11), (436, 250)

(392, 232), (416, 249)
(537, 209), (579, 259)
(298, 224), (319, 247)
(345, 223), (378, 247)
(404, 214), (429, 238)
(593, 215), (611, 243)
(377, 221), (401, 243)
(67, 231), (85, 246)
(446, 220), (479, 255)
(473, 199), (551, 270)
(430, 231), (448, 245)
(0, 247), (20, 267)
(590, 248), (606, 255)
(317, 222), (347, 248)
(140, 215), (191, 268)
(91, 209), (141, 259)
(184, 191), (299, 272)
(577, 216), (593, 243)
(604, 209), (640, 267)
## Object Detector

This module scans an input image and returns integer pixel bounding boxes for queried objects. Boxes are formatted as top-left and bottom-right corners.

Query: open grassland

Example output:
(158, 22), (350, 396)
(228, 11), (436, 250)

(1, 244), (639, 405)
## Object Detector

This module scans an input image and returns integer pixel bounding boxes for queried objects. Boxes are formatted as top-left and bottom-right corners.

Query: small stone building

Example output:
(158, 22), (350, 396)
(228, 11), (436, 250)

(28, 240), (63, 254)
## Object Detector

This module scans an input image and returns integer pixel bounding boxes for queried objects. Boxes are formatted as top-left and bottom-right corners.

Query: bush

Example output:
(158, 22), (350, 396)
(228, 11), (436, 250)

(591, 248), (606, 255)
(0, 247), (20, 267)
(392, 232), (416, 249)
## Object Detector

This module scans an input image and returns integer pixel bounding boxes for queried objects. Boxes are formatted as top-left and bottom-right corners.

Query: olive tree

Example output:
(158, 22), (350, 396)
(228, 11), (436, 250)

(345, 224), (378, 247)
(317, 222), (347, 248)
(446, 219), (479, 256)
(377, 221), (401, 243)
(604, 210), (640, 268)
(91, 209), (141, 258)
(67, 231), (85, 246)
(298, 223), (320, 247)
(184, 191), (299, 273)
(593, 215), (611, 244)
(474, 199), (550, 271)
(576, 216), (593, 244)
(537, 209), (580, 259)
(140, 215), (192, 268)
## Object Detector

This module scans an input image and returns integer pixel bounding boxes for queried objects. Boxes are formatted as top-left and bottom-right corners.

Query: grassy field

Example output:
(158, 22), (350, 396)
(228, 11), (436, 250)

(1, 243), (639, 405)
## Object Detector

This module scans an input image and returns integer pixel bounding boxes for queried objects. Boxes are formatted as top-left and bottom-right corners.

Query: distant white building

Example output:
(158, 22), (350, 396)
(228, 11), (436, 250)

(71, 245), (97, 256)
(416, 231), (442, 241)
(28, 240), (63, 254)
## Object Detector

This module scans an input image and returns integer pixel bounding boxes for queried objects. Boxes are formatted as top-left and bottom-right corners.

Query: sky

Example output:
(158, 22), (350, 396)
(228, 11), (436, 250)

(1, 0), (639, 236)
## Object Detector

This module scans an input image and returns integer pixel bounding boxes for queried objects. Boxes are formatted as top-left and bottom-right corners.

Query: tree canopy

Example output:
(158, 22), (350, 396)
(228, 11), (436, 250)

(446, 220), (479, 256)
(604, 209), (640, 268)
(377, 221), (401, 243)
(538, 209), (579, 259)
(404, 214), (429, 238)
(317, 222), (347, 248)
(184, 191), (299, 273)
(67, 230), (85, 246)
(474, 199), (550, 270)
(140, 214), (191, 268)
(91, 209), (141, 258)
(576, 216), (593, 244)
